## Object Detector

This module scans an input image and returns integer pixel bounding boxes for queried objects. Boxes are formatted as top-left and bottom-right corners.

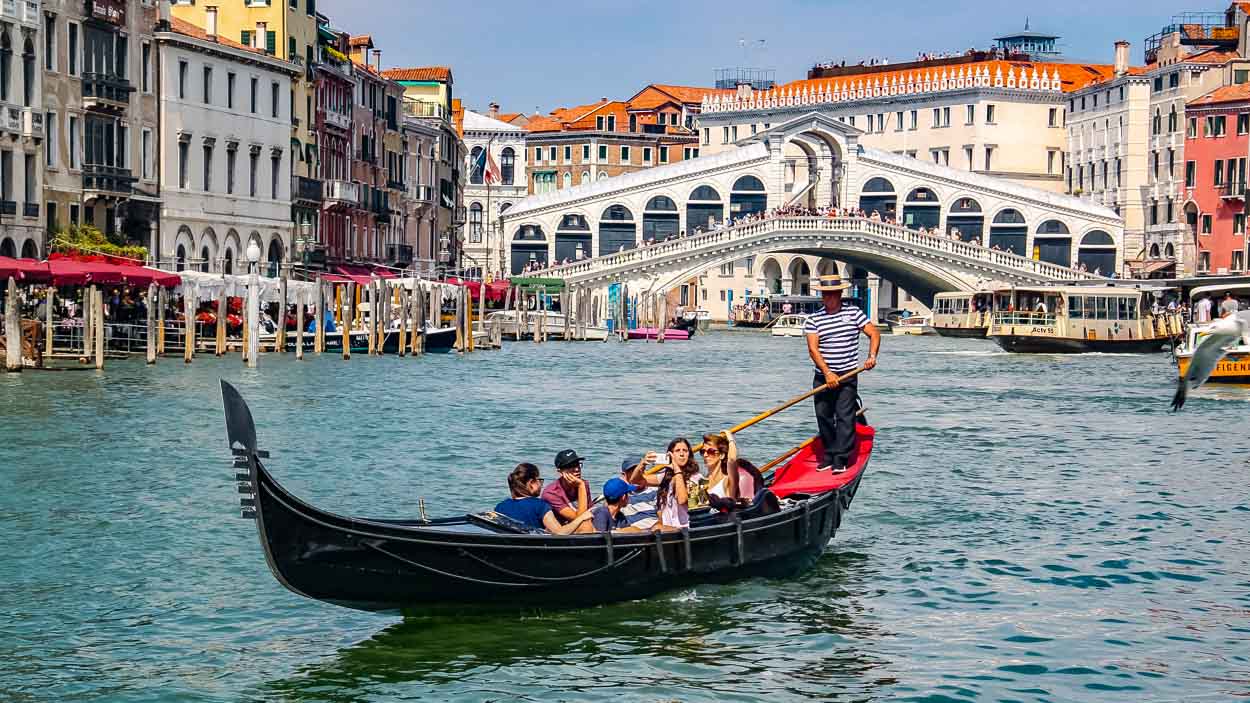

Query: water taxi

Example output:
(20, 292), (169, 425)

(987, 285), (1184, 353)
(1175, 284), (1250, 383)
(770, 314), (809, 337)
(932, 291), (994, 338)
(888, 314), (935, 336)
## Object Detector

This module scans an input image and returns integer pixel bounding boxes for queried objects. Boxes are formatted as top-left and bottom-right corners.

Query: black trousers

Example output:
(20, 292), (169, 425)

(813, 373), (858, 469)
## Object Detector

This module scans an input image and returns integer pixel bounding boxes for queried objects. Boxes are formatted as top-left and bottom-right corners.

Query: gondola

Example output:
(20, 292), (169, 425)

(221, 381), (874, 613)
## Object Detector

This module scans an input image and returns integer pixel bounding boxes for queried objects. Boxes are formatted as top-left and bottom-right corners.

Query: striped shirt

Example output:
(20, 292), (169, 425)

(804, 306), (869, 373)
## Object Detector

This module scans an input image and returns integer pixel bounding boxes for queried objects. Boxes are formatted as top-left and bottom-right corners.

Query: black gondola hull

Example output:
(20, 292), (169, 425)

(933, 326), (988, 339)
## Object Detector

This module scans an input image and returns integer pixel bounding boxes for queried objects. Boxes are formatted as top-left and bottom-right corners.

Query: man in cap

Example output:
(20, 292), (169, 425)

(542, 448), (591, 525)
(804, 273), (881, 473)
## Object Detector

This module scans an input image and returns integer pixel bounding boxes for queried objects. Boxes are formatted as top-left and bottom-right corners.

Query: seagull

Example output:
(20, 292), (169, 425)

(1171, 311), (1249, 411)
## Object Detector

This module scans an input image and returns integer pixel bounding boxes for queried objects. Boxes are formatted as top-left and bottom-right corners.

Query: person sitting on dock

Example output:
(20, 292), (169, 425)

(543, 449), (592, 526)
(495, 463), (594, 535)
(589, 478), (642, 533)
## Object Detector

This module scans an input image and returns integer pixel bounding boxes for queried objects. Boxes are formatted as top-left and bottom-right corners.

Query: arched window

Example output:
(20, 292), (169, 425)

(993, 209), (1026, 224)
(500, 147), (515, 184)
(1080, 230), (1114, 246)
(223, 248), (234, 275)
(555, 214), (591, 262)
(1164, 242), (1175, 258)
(601, 205), (633, 221)
(1078, 230), (1117, 274)
(500, 202), (512, 213)
(644, 196), (679, 241)
(689, 185), (721, 201)
(646, 196), (677, 211)
(732, 175), (766, 192)
(946, 197), (984, 244)
(1037, 220), (1070, 234)
(469, 202), (483, 243)
(1152, 109), (1161, 135)
(562, 172), (572, 189)
(0, 237), (15, 257)
(0, 31), (11, 103)
(200, 246), (211, 273)
(1149, 243), (1161, 258)
(600, 205), (636, 255)
(862, 177), (894, 193)
(511, 225), (548, 274)
(1034, 220), (1073, 266)
(906, 187), (938, 203)
(581, 171), (590, 184)
(1168, 105), (1178, 132)
(175, 244), (187, 272)
(19, 238), (36, 259)
(558, 214), (589, 230)
(902, 187), (940, 229)
(950, 197), (981, 213)
(989, 209), (1028, 255)
(266, 239), (283, 277)
(597, 171), (608, 181)
(513, 225), (546, 241)
(469, 146), (484, 184)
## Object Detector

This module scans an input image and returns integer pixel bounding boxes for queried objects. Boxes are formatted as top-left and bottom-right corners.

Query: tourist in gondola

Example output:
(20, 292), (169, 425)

(702, 431), (740, 503)
(542, 449), (591, 525)
(494, 463), (594, 534)
(805, 273), (880, 473)
(588, 478), (642, 533)
(624, 438), (701, 530)
(618, 455), (660, 530)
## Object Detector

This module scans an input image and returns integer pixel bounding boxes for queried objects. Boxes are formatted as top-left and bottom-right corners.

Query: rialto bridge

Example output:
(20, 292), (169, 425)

(500, 113), (1123, 314)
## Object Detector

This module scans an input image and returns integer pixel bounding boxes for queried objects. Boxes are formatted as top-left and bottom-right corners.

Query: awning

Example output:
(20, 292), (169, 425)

(444, 277), (510, 302)
(1126, 259), (1176, 277)
(40, 254), (182, 288)
(0, 256), (52, 283)
(510, 276), (565, 293)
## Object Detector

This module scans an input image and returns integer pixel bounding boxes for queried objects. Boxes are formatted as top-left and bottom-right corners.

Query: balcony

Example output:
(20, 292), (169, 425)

(322, 110), (350, 131)
(324, 179), (359, 206)
(292, 175), (323, 203)
(1220, 181), (1246, 199)
(22, 202), (37, 218)
(0, 200), (14, 215)
(21, 108), (42, 139)
(402, 100), (448, 120)
(82, 73), (134, 112)
(386, 179), (405, 191)
(387, 244), (413, 265)
(82, 164), (135, 199)
(3, 107), (18, 133)
(2, 0), (39, 28)
(408, 183), (432, 203)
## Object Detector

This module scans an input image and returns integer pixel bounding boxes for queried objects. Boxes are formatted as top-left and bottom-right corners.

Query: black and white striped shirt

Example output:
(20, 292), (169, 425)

(803, 306), (869, 373)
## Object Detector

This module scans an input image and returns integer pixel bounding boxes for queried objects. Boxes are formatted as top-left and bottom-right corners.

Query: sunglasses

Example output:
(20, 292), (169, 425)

(703, 448), (721, 455)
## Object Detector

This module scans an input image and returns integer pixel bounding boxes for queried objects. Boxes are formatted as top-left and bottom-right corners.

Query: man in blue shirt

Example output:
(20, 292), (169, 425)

(495, 463), (594, 534)
(804, 273), (880, 473)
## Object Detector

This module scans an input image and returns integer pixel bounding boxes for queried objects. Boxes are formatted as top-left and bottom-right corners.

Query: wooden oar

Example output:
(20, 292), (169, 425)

(644, 366), (866, 475)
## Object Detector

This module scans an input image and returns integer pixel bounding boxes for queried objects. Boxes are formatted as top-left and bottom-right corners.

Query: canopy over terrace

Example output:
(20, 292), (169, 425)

(0, 256), (181, 287)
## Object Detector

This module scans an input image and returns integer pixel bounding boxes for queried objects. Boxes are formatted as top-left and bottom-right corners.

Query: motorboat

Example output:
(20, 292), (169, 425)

(770, 314), (808, 337)
(486, 310), (609, 341)
(889, 314), (935, 336)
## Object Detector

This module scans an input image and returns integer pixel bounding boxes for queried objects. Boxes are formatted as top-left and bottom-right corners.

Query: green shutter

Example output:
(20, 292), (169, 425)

(240, 30), (251, 48)
(266, 31), (276, 56)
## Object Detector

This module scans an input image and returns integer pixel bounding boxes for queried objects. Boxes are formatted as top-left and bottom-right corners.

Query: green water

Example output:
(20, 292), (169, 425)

(2, 333), (1248, 701)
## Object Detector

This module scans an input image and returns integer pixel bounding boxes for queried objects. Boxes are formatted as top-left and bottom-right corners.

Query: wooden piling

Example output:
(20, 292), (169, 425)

(658, 295), (667, 344)
(314, 278), (325, 354)
(145, 283), (156, 365)
(215, 292), (227, 356)
(183, 286), (195, 363)
(296, 295), (305, 361)
(413, 283), (425, 356)
(157, 287), (166, 355)
(397, 285), (408, 357)
(82, 286), (93, 358)
(466, 285), (475, 352)
(93, 286), (104, 370)
(4, 276), (20, 372)
(366, 281), (376, 356)
(277, 276), (288, 354)
(342, 283), (352, 360)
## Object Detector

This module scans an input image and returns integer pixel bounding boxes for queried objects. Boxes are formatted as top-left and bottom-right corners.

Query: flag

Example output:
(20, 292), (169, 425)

(483, 149), (501, 185)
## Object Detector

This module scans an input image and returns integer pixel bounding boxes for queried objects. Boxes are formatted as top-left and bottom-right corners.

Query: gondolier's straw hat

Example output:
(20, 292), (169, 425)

(811, 274), (851, 292)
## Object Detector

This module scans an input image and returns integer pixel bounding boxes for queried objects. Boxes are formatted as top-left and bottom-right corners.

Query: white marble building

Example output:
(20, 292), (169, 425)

(155, 16), (298, 276)
(462, 105), (527, 277)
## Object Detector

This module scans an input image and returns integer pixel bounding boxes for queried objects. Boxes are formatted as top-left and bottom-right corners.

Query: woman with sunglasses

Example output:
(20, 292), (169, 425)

(703, 431), (752, 505)
(495, 463), (594, 534)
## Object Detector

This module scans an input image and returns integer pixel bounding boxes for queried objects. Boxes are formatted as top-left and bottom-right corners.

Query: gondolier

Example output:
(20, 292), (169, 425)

(804, 274), (880, 473)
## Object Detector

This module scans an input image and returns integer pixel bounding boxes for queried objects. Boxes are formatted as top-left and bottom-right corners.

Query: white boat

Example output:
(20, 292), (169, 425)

(770, 314), (809, 337)
(486, 310), (609, 341)
(890, 314), (935, 335)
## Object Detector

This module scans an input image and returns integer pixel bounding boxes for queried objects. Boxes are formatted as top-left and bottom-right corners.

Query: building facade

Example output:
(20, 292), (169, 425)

(155, 16), (296, 276)
(170, 0), (320, 245)
(462, 104), (526, 277)
(399, 115), (437, 274)
(0, 0), (42, 259)
(1184, 83), (1250, 274)
(345, 35), (402, 265)
(42, 0), (159, 259)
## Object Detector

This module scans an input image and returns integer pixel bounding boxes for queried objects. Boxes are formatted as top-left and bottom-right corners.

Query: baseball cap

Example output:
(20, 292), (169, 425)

(603, 477), (632, 501)
(620, 455), (643, 473)
(554, 449), (584, 470)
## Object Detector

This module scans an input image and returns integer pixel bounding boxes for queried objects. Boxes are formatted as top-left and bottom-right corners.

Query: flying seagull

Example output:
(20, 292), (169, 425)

(1171, 311), (1250, 411)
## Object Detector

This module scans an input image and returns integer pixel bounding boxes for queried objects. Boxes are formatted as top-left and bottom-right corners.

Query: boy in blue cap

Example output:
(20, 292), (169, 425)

(591, 478), (639, 533)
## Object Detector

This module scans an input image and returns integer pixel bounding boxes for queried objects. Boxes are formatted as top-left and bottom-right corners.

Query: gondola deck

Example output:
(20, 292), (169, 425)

(222, 381), (874, 613)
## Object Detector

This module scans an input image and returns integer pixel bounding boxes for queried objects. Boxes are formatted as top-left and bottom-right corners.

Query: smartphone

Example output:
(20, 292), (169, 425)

(657, 452), (671, 466)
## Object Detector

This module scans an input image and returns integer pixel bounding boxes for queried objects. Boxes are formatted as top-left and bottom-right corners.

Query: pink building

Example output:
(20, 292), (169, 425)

(1184, 84), (1250, 274)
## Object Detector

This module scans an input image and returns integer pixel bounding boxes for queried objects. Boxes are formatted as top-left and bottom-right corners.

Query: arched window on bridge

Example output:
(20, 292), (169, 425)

(555, 214), (591, 264)
(946, 197), (983, 244)
(1034, 220), (1072, 267)
(469, 146), (484, 185)
(511, 225), (548, 275)
(1078, 230), (1117, 275)
(902, 187), (940, 230)
(859, 177), (896, 220)
(731, 175), (767, 218)
(599, 205), (636, 255)
(989, 208), (1028, 256)
(643, 196), (679, 242)
(686, 185), (724, 234)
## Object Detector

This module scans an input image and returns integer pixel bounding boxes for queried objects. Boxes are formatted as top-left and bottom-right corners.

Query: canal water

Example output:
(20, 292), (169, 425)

(2, 332), (1248, 702)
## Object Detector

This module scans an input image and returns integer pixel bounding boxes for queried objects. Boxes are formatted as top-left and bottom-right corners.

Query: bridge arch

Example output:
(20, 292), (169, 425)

(788, 258), (812, 295)
(599, 205), (636, 256)
(511, 224), (548, 274)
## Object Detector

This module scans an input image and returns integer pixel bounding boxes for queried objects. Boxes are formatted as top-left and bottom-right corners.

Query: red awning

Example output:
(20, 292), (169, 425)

(0, 256), (52, 283)
(444, 277), (511, 302)
(40, 259), (182, 288)
(334, 264), (398, 280)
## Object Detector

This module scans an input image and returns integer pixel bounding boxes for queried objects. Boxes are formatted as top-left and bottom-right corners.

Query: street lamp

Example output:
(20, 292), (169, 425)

(246, 240), (261, 273)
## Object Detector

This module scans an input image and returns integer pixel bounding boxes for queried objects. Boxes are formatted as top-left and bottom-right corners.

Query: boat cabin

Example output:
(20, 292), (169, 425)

(932, 291), (995, 338)
(987, 285), (1184, 353)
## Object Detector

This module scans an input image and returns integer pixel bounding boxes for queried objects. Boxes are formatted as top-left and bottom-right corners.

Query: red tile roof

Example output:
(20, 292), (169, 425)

(168, 17), (268, 57)
(780, 59), (1116, 94)
(348, 35), (373, 48)
(381, 66), (453, 83)
(1188, 82), (1250, 107)
(628, 84), (734, 110)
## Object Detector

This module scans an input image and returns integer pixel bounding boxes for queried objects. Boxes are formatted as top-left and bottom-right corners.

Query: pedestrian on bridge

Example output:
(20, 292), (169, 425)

(804, 274), (881, 473)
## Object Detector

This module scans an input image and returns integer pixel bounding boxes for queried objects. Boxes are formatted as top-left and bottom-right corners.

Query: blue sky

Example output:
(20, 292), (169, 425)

(321, 0), (1193, 115)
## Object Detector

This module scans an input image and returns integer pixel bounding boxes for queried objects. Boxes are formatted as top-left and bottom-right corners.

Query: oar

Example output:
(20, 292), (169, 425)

(645, 366), (866, 475)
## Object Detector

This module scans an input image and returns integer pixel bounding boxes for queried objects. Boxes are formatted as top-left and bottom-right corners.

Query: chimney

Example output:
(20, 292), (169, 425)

(255, 22), (265, 51)
(1114, 40), (1130, 77)
(158, 0), (171, 26)
(372, 49), (382, 72)
(205, 7), (218, 41)
(488, 102), (500, 119)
